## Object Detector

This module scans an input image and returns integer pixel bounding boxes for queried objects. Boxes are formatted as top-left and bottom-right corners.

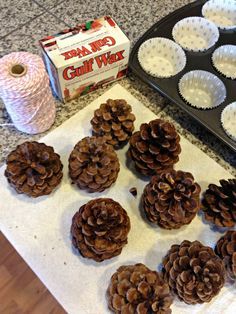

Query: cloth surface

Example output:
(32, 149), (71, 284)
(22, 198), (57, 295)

(0, 84), (235, 314)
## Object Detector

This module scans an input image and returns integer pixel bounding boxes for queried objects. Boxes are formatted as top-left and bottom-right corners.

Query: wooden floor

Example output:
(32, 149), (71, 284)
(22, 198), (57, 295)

(0, 232), (66, 314)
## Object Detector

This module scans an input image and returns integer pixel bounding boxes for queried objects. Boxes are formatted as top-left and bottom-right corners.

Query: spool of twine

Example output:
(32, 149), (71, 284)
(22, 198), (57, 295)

(0, 52), (56, 134)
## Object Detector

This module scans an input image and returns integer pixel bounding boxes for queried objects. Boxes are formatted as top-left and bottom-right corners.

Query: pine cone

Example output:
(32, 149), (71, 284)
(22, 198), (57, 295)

(68, 136), (120, 193)
(71, 198), (130, 262)
(129, 119), (181, 176)
(162, 240), (225, 304)
(215, 231), (236, 280)
(143, 170), (201, 229)
(107, 263), (173, 314)
(91, 99), (136, 149)
(202, 179), (236, 228)
(4, 141), (63, 197)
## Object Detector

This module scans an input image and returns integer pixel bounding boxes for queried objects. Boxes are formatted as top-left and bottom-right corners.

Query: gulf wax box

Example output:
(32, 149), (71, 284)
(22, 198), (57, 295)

(39, 16), (130, 102)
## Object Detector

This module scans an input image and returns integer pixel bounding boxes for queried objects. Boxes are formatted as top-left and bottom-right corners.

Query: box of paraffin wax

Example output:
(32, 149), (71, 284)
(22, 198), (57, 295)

(39, 16), (130, 102)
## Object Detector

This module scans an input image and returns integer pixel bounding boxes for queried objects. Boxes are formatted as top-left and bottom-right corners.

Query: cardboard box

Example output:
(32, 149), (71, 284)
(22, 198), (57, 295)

(39, 16), (130, 102)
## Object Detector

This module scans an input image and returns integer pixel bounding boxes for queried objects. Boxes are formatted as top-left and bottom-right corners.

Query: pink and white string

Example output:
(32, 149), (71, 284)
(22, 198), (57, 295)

(0, 52), (56, 134)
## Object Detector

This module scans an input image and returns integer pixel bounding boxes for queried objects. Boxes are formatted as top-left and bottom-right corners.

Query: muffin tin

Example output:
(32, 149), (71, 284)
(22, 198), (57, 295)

(129, 0), (236, 152)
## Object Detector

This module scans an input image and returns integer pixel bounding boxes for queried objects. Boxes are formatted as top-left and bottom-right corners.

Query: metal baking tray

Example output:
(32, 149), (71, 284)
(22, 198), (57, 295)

(129, 0), (236, 152)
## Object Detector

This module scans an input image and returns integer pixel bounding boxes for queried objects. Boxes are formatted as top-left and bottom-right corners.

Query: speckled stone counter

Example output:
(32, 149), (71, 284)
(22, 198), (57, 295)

(0, 0), (235, 176)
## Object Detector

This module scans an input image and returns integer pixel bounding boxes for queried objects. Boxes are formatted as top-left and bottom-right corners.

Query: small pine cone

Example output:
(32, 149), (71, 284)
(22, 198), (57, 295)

(162, 240), (225, 304)
(129, 119), (181, 176)
(71, 198), (130, 262)
(91, 99), (136, 148)
(4, 141), (63, 197)
(68, 136), (120, 193)
(215, 231), (236, 280)
(202, 179), (236, 228)
(143, 170), (201, 229)
(107, 263), (173, 314)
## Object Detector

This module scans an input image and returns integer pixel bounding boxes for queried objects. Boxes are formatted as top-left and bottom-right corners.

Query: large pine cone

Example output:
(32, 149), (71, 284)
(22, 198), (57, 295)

(129, 119), (181, 176)
(143, 170), (201, 229)
(202, 179), (236, 228)
(71, 198), (130, 262)
(162, 240), (225, 304)
(4, 141), (63, 197)
(107, 263), (173, 314)
(91, 99), (136, 149)
(215, 231), (236, 280)
(68, 136), (120, 193)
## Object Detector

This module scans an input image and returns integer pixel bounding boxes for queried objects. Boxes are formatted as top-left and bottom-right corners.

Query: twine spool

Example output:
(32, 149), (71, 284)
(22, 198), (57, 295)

(0, 52), (56, 134)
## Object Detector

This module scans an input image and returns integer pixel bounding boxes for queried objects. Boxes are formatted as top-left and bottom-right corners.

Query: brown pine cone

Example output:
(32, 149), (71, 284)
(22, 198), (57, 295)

(68, 136), (120, 193)
(202, 179), (236, 228)
(71, 198), (130, 262)
(128, 119), (181, 176)
(143, 170), (201, 229)
(91, 99), (136, 149)
(107, 263), (173, 314)
(215, 231), (236, 280)
(162, 240), (225, 304)
(4, 141), (63, 197)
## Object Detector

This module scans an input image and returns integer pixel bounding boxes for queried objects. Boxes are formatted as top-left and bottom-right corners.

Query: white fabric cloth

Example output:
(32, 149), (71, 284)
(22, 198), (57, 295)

(0, 84), (235, 314)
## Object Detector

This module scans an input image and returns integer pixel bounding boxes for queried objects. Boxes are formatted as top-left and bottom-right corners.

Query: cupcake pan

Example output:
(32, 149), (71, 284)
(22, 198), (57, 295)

(130, 0), (236, 152)
(202, 0), (236, 30)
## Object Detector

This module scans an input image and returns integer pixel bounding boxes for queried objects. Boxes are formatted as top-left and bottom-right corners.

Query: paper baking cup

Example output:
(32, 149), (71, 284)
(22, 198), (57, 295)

(221, 102), (236, 141)
(212, 45), (236, 79)
(172, 16), (219, 52)
(179, 70), (226, 109)
(202, 0), (236, 30)
(137, 37), (186, 78)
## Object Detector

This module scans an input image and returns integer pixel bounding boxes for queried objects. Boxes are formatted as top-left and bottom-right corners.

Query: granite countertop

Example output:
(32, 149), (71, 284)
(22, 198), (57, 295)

(0, 0), (235, 176)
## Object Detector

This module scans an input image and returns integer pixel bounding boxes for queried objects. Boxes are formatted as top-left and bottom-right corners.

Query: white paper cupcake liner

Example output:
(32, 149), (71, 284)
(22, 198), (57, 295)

(178, 70), (226, 109)
(221, 102), (236, 141)
(172, 16), (219, 52)
(137, 37), (186, 78)
(202, 0), (236, 30)
(212, 45), (236, 79)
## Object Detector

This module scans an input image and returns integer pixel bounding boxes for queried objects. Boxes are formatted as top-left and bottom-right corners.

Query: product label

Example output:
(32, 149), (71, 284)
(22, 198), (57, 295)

(61, 36), (116, 60)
